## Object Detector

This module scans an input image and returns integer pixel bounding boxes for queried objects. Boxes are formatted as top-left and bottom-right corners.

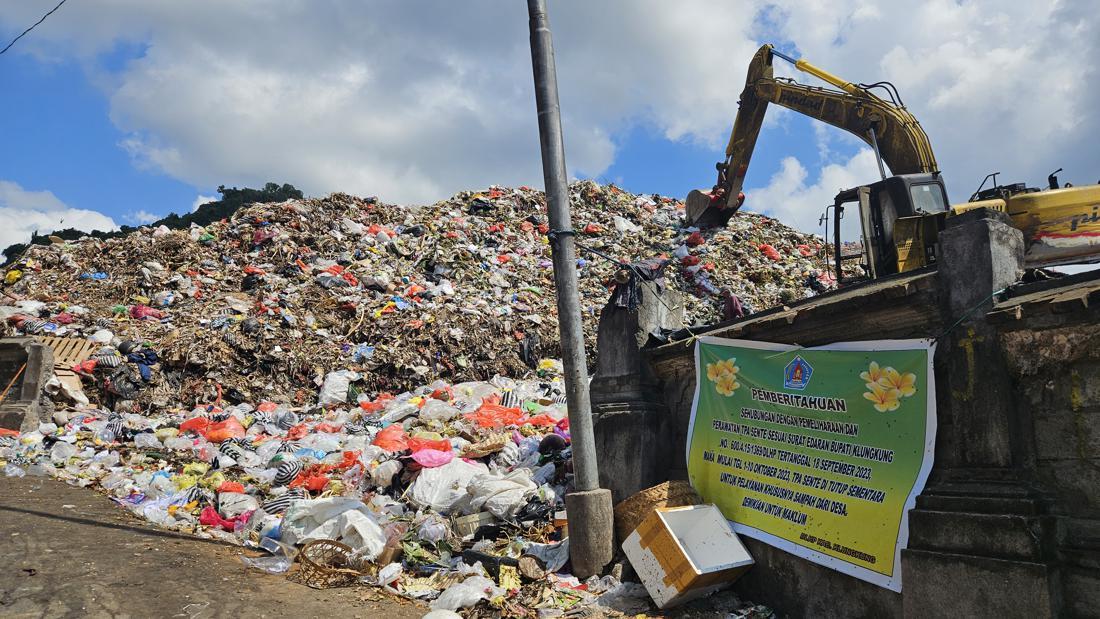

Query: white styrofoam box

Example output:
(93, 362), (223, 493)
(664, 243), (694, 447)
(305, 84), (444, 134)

(621, 504), (754, 609)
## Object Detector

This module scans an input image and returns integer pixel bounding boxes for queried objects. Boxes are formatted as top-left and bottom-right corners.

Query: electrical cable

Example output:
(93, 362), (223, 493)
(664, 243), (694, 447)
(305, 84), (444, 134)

(0, 0), (69, 56)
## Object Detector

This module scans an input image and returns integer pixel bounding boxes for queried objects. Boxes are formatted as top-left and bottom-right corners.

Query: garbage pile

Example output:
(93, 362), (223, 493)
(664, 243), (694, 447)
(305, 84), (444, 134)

(0, 181), (803, 614)
(0, 369), (692, 616)
(1, 181), (836, 407)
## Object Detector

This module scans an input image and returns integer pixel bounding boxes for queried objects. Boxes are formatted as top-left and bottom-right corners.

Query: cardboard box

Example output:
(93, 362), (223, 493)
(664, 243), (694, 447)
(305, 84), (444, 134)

(621, 504), (753, 609)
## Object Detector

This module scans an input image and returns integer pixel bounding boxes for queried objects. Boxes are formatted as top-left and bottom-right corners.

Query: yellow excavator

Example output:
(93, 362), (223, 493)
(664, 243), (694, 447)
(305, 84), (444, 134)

(687, 44), (1100, 283)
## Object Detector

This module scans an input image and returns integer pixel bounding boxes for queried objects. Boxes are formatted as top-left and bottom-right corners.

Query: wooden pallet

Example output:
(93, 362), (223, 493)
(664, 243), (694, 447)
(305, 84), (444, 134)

(36, 335), (98, 395)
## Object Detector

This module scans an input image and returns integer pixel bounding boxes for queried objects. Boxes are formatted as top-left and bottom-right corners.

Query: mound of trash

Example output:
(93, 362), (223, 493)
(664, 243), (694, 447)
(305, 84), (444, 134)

(1, 181), (833, 408)
(0, 181), (798, 615)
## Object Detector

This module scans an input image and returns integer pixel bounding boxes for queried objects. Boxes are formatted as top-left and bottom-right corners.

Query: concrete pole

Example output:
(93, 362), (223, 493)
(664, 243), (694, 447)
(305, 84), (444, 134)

(527, 0), (613, 578)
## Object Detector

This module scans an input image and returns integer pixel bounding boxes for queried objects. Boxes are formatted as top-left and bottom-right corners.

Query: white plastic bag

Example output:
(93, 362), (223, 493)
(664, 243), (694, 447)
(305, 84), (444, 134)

(467, 469), (537, 519)
(419, 399), (460, 422)
(318, 370), (359, 406)
(218, 492), (259, 519)
(282, 497), (386, 560)
(430, 576), (502, 611)
(407, 458), (487, 514)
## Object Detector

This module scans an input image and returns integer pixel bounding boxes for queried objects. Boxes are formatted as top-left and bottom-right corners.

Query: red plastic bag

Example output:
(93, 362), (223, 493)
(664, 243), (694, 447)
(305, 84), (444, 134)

(257, 401), (278, 413)
(199, 506), (240, 531)
(205, 417), (246, 443)
(179, 417), (212, 436)
(130, 304), (164, 320)
(285, 423), (310, 440)
(372, 424), (409, 452)
(407, 436), (452, 453)
(759, 244), (781, 261)
(360, 393), (394, 414)
(290, 472), (330, 492)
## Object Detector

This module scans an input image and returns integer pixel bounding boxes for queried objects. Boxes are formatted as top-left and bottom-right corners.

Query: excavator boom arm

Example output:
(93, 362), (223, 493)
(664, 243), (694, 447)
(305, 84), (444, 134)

(688, 44), (938, 226)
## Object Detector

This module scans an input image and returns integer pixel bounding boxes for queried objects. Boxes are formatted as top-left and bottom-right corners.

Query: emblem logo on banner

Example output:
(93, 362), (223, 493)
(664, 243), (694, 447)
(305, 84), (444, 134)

(783, 356), (813, 390)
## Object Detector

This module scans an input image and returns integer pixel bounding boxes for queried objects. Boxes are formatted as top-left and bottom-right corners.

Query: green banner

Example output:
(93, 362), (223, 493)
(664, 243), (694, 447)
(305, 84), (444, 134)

(687, 337), (936, 591)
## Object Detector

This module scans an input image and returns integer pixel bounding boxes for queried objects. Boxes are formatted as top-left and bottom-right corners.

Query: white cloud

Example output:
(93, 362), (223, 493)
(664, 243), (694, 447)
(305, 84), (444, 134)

(746, 150), (882, 240)
(0, 180), (117, 250)
(0, 0), (1095, 234)
(125, 209), (160, 225)
(192, 194), (218, 212)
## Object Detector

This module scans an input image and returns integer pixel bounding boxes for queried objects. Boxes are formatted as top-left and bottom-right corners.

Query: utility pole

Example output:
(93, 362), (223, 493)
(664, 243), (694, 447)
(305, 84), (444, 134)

(527, 0), (613, 579)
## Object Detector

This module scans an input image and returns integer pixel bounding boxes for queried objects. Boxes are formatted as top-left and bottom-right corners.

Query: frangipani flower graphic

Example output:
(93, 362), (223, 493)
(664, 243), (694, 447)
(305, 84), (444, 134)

(878, 367), (917, 397)
(863, 381), (902, 412)
(860, 361), (918, 412)
(860, 361), (885, 390)
(706, 358), (740, 395)
(715, 374), (740, 397)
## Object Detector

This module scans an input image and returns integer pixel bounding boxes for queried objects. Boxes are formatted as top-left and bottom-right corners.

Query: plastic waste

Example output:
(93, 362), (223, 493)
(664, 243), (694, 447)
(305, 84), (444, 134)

(407, 458), (488, 514)
(467, 469), (537, 519)
(319, 370), (359, 406)
(282, 497), (386, 560)
(430, 576), (503, 611)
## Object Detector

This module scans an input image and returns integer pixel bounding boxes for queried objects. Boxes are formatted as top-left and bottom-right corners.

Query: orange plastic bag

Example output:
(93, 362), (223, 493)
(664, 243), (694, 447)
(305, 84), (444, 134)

(205, 417), (246, 443)
(525, 414), (558, 427)
(217, 481), (245, 494)
(372, 424), (409, 452)
(407, 436), (452, 453)
(290, 473), (330, 492)
(465, 402), (528, 428)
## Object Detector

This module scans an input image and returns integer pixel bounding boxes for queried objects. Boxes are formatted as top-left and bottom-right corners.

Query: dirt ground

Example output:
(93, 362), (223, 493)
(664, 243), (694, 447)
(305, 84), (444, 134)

(0, 476), (427, 619)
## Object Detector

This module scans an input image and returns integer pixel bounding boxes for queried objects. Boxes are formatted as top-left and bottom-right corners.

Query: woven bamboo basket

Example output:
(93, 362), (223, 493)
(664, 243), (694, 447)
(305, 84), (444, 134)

(612, 480), (702, 542)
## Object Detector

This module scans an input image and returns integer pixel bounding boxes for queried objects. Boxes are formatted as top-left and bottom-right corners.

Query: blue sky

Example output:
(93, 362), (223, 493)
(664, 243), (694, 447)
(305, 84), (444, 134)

(0, 1), (1095, 255)
(1, 47), (211, 226)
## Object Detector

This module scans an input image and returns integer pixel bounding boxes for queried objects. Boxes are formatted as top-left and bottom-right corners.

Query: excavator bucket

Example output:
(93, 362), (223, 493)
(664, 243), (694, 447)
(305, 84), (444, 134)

(685, 189), (742, 228)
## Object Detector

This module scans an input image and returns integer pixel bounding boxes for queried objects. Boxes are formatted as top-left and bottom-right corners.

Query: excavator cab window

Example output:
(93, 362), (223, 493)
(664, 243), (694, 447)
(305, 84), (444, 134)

(909, 182), (948, 213)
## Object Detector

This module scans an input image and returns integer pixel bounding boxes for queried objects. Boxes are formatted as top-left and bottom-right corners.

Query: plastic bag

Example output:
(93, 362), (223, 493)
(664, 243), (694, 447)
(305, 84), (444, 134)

(407, 458), (487, 514)
(370, 459), (403, 488)
(282, 497), (386, 560)
(371, 424), (408, 452)
(179, 416), (212, 436)
(417, 514), (450, 544)
(407, 436), (451, 453)
(465, 402), (527, 429)
(419, 399), (459, 422)
(430, 576), (502, 611)
(205, 417), (246, 443)
(467, 469), (537, 519)
(319, 370), (359, 406)
(411, 448), (453, 468)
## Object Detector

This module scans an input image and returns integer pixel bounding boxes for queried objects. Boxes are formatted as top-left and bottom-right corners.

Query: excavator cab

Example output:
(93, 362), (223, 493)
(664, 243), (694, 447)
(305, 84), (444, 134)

(829, 173), (949, 283)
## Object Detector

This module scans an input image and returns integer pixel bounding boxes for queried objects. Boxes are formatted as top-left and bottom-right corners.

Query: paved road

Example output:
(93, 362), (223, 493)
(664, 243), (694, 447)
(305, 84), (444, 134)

(0, 476), (427, 619)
